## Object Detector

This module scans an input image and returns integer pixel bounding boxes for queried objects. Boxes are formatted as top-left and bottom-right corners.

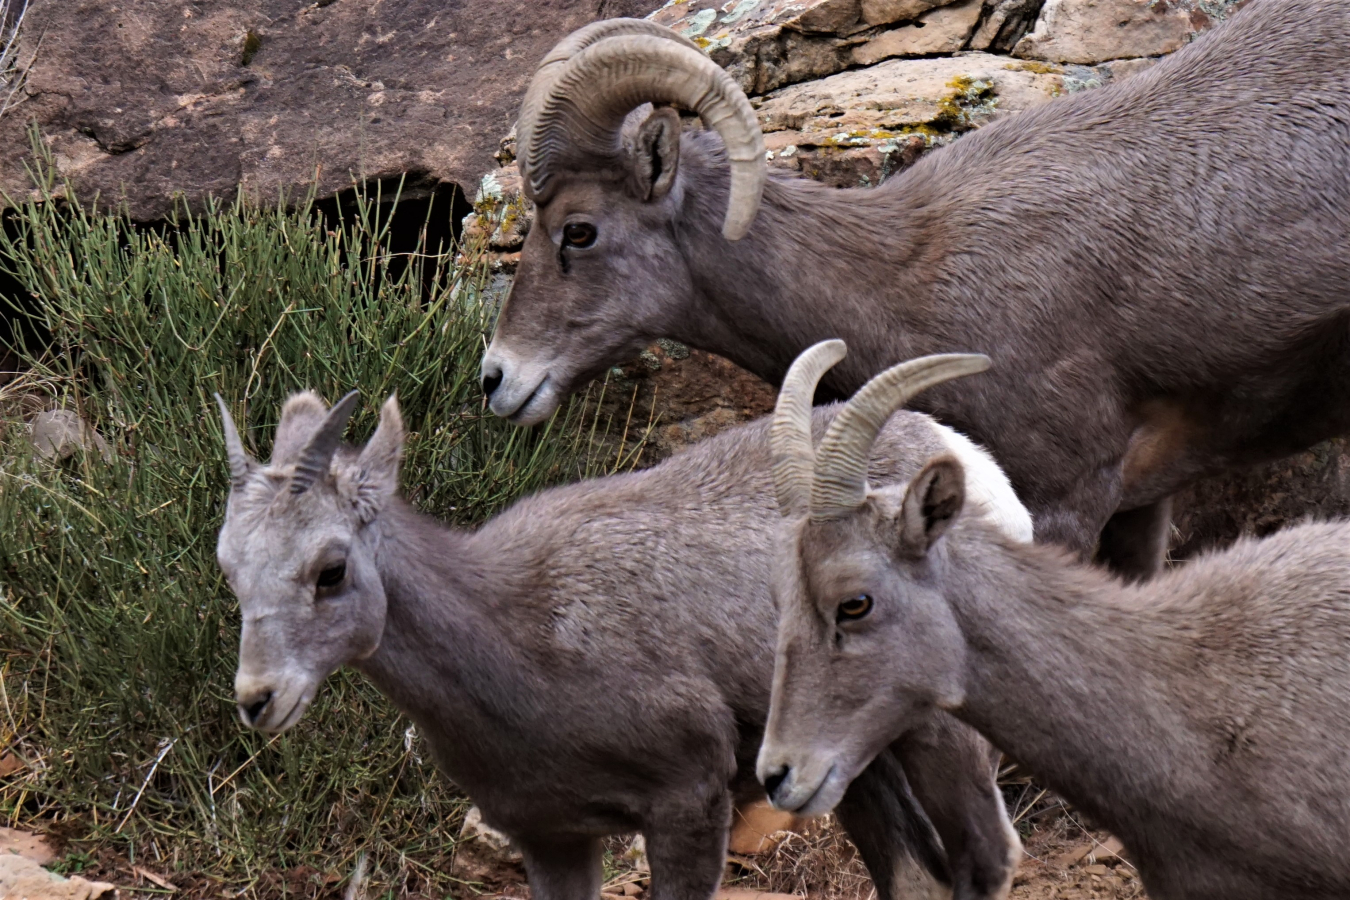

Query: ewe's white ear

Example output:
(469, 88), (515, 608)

(895, 456), (966, 559)
(631, 106), (681, 202)
(351, 394), (404, 523)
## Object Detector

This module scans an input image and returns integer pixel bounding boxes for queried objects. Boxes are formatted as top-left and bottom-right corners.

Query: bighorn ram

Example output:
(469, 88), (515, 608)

(480, 0), (1350, 580)
(758, 342), (1350, 900)
(214, 385), (1031, 900)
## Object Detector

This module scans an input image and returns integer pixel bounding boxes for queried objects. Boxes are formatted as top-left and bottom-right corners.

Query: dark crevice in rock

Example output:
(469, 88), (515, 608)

(0, 175), (472, 369)
(986, 0), (1046, 53)
(312, 173), (473, 298)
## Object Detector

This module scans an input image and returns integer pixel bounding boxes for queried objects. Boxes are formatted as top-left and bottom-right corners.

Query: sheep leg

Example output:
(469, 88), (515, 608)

(516, 834), (603, 900)
(893, 715), (1020, 900)
(642, 789), (732, 900)
(836, 748), (954, 900)
(1095, 496), (1173, 582)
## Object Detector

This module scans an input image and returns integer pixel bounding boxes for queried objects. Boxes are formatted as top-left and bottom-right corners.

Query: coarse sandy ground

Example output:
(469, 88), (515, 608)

(10, 802), (1145, 900)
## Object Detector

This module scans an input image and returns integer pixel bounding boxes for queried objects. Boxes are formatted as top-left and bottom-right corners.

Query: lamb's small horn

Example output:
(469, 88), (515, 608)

(810, 355), (992, 521)
(290, 390), (360, 496)
(519, 22), (766, 240)
(770, 340), (848, 518)
(215, 393), (257, 492)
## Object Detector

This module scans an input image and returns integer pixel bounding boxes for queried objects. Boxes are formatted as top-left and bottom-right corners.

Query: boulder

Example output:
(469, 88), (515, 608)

(0, 0), (666, 221)
(756, 52), (1066, 186)
(851, 0), (985, 66)
(28, 409), (112, 463)
(648, 0), (1043, 95)
(1013, 0), (1237, 64)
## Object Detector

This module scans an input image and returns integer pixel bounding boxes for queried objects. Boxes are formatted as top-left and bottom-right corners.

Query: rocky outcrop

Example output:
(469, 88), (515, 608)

(0, 0), (665, 220)
(1013, 0), (1237, 63)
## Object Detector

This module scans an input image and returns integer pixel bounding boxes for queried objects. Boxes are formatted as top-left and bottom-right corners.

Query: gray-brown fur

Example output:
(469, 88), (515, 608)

(216, 391), (1029, 900)
(761, 458), (1350, 900)
(483, 0), (1350, 580)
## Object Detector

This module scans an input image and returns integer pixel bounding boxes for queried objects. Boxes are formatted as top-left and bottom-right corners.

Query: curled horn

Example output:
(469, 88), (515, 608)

(517, 19), (692, 190)
(290, 390), (360, 496)
(810, 355), (992, 522)
(215, 394), (258, 492)
(770, 340), (848, 518)
(518, 21), (766, 240)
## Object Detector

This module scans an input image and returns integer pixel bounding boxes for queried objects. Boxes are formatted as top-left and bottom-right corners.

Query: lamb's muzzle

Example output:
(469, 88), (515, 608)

(516, 18), (765, 240)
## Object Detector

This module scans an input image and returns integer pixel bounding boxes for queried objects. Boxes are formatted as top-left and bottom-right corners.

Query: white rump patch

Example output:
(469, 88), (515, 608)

(932, 423), (1034, 543)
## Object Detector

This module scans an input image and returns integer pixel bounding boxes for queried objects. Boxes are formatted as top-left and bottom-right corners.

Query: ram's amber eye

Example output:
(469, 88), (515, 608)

(316, 562), (347, 592)
(562, 222), (597, 249)
(837, 594), (873, 622)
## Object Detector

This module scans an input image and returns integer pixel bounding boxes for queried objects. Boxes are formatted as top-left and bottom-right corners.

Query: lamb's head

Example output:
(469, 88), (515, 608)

(215, 390), (403, 733)
(757, 342), (990, 815)
(480, 18), (765, 424)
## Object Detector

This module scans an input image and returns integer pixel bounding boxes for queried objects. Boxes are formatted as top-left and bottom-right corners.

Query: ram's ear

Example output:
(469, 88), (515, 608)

(629, 105), (681, 202)
(347, 395), (403, 523)
(893, 456), (966, 559)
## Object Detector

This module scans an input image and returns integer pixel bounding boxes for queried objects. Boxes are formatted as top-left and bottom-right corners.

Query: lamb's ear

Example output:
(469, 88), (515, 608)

(630, 106), (681, 202)
(894, 456), (966, 558)
(351, 394), (404, 523)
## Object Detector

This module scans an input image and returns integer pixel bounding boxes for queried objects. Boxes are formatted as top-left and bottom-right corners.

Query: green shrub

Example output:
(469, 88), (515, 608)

(0, 175), (635, 895)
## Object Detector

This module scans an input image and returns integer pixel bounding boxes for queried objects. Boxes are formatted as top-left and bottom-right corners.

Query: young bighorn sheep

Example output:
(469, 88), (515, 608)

(214, 381), (1031, 900)
(480, 0), (1350, 581)
(757, 342), (1350, 900)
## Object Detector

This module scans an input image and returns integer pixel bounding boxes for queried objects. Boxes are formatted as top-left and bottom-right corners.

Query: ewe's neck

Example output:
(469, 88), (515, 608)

(674, 158), (941, 392)
(942, 533), (1203, 830)
(354, 501), (537, 756)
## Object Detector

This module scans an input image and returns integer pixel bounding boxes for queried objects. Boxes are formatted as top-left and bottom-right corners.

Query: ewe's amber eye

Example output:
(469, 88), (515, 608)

(316, 562), (347, 591)
(562, 222), (597, 249)
(837, 594), (873, 622)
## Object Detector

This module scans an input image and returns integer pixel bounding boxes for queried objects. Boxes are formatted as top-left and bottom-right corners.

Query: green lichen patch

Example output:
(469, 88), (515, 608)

(239, 29), (262, 67)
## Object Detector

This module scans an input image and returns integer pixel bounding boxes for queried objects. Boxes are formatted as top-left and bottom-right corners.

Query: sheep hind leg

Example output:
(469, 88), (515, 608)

(894, 715), (1020, 900)
(836, 749), (954, 900)
(1096, 496), (1173, 582)
(516, 834), (603, 900)
(642, 790), (733, 900)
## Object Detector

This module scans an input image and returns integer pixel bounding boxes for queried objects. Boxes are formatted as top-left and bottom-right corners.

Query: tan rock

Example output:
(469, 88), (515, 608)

(728, 799), (804, 854)
(0, 828), (56, 866)
(714, 890), (804, 900)
(851, 0), (984, 65)
(756, 52), (1067, 183)
(650, 1), (864, 94)
(860, 0), (958, 26)
(28, 409), (112, 464)
(1014, 0), (1209, 63)
(0, 854), (115, 900)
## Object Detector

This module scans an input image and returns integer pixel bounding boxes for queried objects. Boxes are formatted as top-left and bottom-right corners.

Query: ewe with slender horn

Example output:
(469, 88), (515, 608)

(218, 383), (1034, 900)
(485, 1), (1350, 584)
(516, 18), (764, 240)
(761, 369), (1350, 899)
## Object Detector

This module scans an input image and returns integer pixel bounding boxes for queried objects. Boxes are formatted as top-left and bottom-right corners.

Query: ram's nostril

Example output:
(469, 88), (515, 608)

(762, 765), (789, 798)
(481, 368), (503, 399)
(241, 690), (273, 725)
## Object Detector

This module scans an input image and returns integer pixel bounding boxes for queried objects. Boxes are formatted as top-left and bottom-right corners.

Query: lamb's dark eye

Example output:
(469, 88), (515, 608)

(837, 594), (873, 622)
(562, 222), (597, 249)
(316, 563), (346, 591)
